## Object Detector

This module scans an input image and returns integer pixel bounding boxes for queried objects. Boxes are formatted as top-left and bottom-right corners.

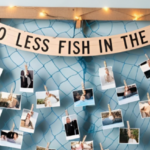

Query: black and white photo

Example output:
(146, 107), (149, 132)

(140, 60), (150, 79)
(0, 109), (2, 117)
(62, 114), (80, 140)
(101, 109), (124, 130)
(116, 84), (140, 105)
(19, 109), (38, 133)
(99, 66), (116, 90)
(0, 68), (3, 76)
(0, 130), (23, 149)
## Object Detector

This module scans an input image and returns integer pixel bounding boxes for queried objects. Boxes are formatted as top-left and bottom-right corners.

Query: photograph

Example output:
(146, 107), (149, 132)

(101, 109), (124, 130)
(19, 109), (38, 133)
(62, 114), (80, 140)
(116, 84), (140, 105)
(20, 69), (34, 93)
(36, 146), (56, 150)
(99, 66), (116, 90)
(0, 92), (21, 110)
(36, 90), (60, 108)
(0, 130), (23, 149)
(71, 141), (93, 150)
(0, 68), (3, 76)
(119, 128), (140, 144)
(0, 109), (2, 117)
(73, 89), (95, 107)
(140, 60), (150, 79)
(139, 100), (150, 118)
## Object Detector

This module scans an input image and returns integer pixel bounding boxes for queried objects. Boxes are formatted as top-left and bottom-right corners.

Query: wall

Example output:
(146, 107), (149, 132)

(0, 19), (150, 150)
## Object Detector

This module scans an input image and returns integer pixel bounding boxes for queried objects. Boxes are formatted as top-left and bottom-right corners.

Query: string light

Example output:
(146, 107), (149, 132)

(9, 5), (15, 8)
(75, 16), (82, 20)
(103, 7), (109, 11)
(133, 14), (143, 20)
(39, 12), (47, 17)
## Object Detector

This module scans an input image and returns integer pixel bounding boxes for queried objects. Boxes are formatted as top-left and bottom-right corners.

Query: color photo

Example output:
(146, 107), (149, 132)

(71, 141), (93, 150)
(139, 100), (150, 118)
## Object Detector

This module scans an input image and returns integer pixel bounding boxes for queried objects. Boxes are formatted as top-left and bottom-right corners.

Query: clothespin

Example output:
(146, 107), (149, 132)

(99, 143), (103, 150)
(145, 54), (149, 60)
(108, 104), (112, 116)
(127, 121), (131, 137)
(9, 85), (14, 101)
(81, 81), (86, 96)
(75, 16), (82, 29)
(46, 142), (50, 149)
(124, 80), (127, 87)
(30, 104), (34, 116)
(65, 110), (69, 116)
(44, 85), (48, 92)
(147, 93), (150, 100)
(104, 61), (107, 68)
(11, 123), (15, 132)
(82, 135), (87, 143)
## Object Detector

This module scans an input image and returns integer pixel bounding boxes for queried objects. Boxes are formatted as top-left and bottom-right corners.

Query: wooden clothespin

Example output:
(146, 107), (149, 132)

(44, 85), (48, 92)
(9, 85), (14, 101)
(30, 104), (34, 115)
(127, 121), (131, 137)
(65, 110), (69, 116)
(108, 104), (112, 116)
(81, 81), (86, 96)
(82, 135), (87, 143)
(124, 80), (127, 87)
(99, 143), (103, 150)
(11, 123), (15, 132)
(75, 16), (82, 29)
(104, 61), (107, 68)
(46, 142), (50, 149)
(147, 93), (150, 100)
(145, 54), (149, 60)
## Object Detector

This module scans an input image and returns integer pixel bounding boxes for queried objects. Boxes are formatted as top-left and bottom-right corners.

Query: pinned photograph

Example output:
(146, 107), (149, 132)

(140, 54), (150, 79)
(0, 68), (3, 76)
(139, 93), (150, 118)
(0, 92), (21, 110)
(71, 141), (93, 150)
(0, 109), (3, 117)
(101, 105), (124, 130)
(19, 107), (38, 133)
(0, 123), (23, 149)
(36, 143), (56, 150)
(116, 81), (140, 105)
(36, 86), (60, 108)
(62, 114), (80, 140)
(20, 64), (34, 93)
(73, 82), (95, 107)
(99, 61), (116, 90)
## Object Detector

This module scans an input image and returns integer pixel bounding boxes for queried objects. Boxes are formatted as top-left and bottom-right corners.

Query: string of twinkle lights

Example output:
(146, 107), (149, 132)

(7, 5), (150, 26)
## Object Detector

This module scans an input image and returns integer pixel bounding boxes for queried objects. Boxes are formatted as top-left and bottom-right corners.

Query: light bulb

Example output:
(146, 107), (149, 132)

(40, 12), (46, 17)
(103, 7), (109, 11)
(9, 5), (15, 8)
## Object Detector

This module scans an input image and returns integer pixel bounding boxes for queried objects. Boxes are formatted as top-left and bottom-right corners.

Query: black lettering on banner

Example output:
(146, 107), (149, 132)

(33, 38), (41, 50)
(73, 41), (80, 54)
(104, 38), (113, 52)
(68, 41), (71, 54)
(42, 39), (49, 52)
(121, 35), (128, 49)
(99, 40), (102, 53)
(129, 33), (139, 47)
(24, 35), (33, 49)
(139, 30), (148, 44)
(16, 33), (22, 47)
(59, 41), (66, 54)
(82, 41), (90, 54)
(0, 27), (6, 40)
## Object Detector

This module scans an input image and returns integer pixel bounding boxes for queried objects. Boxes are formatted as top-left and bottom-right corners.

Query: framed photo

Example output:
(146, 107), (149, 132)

(36, 146), (56, 150)
(0, 130), (23, 149)
(19, 109), (38, 133)
(0, 92), (21, 110)
(101, 109), (124, 130)
(62, 114), (80, 140)
(139, 100), (150, 118)
(0, 109), (3, 117)
(119, 128), (140, 144)
(99, 67), (116, 90)
(73, 88), (95, 107)
(0, 68), (3, 76)
(116, 84), (140, 105)
(20, 70), (34, 93)
(36, 90), (60, 108)
(71, 141), (93, 150)
(140, 60), (150, 79)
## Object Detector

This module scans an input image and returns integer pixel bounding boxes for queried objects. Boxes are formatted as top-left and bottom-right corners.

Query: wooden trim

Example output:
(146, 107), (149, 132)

(0, 7), (150, 20)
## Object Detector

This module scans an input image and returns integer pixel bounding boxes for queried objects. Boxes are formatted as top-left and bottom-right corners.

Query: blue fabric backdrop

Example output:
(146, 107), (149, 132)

(0, 19), (150, 150)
